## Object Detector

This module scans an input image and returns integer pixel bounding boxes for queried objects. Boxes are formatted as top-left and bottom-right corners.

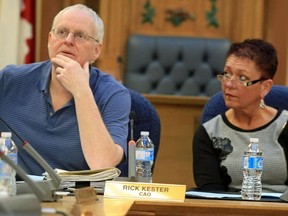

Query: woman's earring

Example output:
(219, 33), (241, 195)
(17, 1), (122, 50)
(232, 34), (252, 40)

(259, 99), (265, 109)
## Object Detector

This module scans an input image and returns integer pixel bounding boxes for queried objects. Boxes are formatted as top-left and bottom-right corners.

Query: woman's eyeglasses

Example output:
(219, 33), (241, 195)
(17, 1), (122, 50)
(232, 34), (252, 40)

(217, 73), (265, 87)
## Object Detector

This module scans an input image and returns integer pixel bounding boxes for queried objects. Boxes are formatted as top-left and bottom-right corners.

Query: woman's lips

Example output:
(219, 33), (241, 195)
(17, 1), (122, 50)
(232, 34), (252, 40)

(224, 92), (236, 100)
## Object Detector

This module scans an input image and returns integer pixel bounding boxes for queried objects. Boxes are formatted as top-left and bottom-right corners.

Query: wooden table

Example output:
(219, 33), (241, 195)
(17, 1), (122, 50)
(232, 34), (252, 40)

(42, 195), (134, 216)
(42, 195), (288, 216)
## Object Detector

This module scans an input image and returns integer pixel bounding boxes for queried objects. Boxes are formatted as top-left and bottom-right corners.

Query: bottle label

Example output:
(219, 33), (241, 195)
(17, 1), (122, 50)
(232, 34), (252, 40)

(9, 153), (17, 164)
(243, 156), (263, 169)
(135, 149), (154, 162)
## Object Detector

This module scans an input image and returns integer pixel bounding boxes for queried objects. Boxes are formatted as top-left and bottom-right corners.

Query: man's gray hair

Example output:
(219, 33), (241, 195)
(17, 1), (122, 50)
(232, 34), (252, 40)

(51, 4), (104, 43)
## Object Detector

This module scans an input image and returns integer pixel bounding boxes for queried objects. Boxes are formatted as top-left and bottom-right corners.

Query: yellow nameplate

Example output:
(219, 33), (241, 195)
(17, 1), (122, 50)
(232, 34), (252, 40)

(104, 181), (186, 202)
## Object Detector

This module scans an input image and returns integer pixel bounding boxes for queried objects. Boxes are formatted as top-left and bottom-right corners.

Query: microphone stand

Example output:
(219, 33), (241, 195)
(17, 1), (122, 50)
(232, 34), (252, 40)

(128, 111), (137, 182)
(17, 141), (62, 201)
(0, 117), (62, 201)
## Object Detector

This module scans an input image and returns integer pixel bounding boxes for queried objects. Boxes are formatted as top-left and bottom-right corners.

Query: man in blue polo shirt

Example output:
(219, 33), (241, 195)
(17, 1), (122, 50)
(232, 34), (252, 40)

(0, 4), (131, 176)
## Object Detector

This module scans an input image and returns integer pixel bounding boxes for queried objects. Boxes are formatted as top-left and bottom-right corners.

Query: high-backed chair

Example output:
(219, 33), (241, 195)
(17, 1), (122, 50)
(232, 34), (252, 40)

(201, 85), (288, 124)
(117, 88), (161, 177)
(124, 34), (231, 96)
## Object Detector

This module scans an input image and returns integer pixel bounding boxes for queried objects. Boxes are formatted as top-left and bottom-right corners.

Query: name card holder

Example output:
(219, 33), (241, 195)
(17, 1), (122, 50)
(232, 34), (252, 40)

(104, 181), (186, 202)
(71, 187), (98, 216)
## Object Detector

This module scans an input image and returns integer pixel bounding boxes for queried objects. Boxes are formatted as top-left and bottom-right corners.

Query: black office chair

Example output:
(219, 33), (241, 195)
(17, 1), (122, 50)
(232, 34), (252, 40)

(117, 88), (161, 177)
(201, 85), (288, 124)
(123, 34), (231, 96)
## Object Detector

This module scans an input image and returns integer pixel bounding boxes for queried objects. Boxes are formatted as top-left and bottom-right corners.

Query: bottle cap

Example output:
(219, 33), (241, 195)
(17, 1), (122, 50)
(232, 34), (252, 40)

(250, 138), (259, 143)
(140, 131), (149, 136)
(1, 132), (12, 138)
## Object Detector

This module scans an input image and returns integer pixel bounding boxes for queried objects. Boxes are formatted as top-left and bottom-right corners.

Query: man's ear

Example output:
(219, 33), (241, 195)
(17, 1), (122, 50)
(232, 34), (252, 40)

(91, 43), (103, 64)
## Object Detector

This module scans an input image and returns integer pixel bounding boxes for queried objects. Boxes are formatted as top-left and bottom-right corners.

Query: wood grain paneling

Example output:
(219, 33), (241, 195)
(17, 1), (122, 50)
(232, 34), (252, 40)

(97, 0), (131, 80)
(129, 0), (233, 38)
(265, 0), (288, 85)
(97, 0), (267, 81)
(145, 94), (208, 189)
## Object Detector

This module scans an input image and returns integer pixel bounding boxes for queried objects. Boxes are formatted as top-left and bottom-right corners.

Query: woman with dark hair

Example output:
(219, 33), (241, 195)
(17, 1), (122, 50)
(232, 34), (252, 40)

(193, 39), (288, 193)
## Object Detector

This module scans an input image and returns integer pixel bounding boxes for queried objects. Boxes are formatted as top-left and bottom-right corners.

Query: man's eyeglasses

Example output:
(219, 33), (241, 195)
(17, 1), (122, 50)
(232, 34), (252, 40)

(217, 72), (264, 87)
(51, 27), (98, 43)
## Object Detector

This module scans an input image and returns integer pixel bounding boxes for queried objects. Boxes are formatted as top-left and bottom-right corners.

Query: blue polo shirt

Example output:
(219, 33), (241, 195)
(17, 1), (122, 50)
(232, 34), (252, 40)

(0, 61), (130, 176)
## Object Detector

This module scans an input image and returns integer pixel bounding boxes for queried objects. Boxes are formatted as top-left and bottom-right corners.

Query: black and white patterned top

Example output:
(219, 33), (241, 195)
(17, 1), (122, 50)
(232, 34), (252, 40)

(193, 109), (288, 193)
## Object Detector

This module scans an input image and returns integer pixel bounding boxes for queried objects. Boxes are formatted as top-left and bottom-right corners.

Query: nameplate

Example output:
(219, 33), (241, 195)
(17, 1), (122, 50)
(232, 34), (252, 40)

(104, 181), (186, 202)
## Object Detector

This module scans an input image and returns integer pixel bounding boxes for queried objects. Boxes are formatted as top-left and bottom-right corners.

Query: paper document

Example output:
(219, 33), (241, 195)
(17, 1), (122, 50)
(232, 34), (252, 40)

(43, 167), (121, 182)
(185, 191), (282, 199)
(28, 175), (45, 182)
(16, 175), (44, 184)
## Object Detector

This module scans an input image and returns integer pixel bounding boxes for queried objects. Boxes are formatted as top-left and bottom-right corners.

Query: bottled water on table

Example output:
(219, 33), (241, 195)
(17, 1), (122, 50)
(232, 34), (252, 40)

(1, 132), (18, 196)
(0, 137), (10, 197)
(135, 131), (154, 183)
(241, 137), (263, 200)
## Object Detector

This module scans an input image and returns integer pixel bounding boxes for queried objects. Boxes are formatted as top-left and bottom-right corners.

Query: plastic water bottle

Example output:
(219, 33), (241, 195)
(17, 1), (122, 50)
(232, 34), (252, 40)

(0, 137), (10, 197)
(1, 132), (18, 196)
(241, 138), (263, 200)
(135, 131), (154, 183)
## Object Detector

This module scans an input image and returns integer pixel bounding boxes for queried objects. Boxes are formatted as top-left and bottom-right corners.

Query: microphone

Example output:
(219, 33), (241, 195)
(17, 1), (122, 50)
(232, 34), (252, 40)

(129, 111), (135, 141)
(0, 117), (62, 201)
(128, 111), (137, 181)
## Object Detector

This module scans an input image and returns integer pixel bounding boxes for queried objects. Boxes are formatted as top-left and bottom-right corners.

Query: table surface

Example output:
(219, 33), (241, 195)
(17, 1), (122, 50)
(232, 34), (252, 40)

(42, 194), (288, 216)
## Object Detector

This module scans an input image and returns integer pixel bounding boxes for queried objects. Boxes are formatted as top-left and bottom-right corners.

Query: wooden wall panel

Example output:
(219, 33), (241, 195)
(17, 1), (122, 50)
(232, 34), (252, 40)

(265, 0), (288, 85)
(230, 0), (265, 42)
(97, 0), (131, 80)
(128, 0), (265, 45)
(36, 0), (62, 62)
(97, 0), (266, 81)
(129, 0), (234, 38)
(145, 95), (208, 188)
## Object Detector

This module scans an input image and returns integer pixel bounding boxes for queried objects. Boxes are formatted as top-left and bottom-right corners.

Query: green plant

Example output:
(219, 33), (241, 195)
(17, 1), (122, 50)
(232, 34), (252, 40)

(142, 0), (155, 24)
(206, 0), (219, 28)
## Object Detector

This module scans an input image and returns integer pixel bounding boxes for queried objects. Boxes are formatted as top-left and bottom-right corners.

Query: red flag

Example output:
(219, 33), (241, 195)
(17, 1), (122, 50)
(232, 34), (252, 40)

(20, 0), (36, 63)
